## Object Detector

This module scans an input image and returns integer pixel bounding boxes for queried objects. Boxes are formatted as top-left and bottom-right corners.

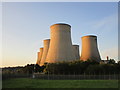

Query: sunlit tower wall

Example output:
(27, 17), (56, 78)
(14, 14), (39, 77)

(46, 23), (75, 63)
(80, 35), (101, 62)
(73, 45), (80, 60)
(36, 52), (40, 65)
(40, 39), (50, 66)
(36, 48), (43, 66)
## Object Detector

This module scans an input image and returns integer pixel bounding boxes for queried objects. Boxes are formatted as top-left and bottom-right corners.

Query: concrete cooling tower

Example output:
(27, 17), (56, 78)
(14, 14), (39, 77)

(73, 45), (80, 60)
(46, 23), (75, 63)
(80, 35), (101, 62)
(36, 52), (40, 65)
(36, 48), (43, 65)
(40, 39), (50, 66)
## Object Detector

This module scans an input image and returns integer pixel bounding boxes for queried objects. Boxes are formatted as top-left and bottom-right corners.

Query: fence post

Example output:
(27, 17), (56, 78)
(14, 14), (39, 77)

(74, 72), (75, 79)
(89, 72), (90, 80)
(103, 71), (105, 80)
(84, 72), (85, 80)
(109, 72), (110, 80)
(48, 71), (49, 80)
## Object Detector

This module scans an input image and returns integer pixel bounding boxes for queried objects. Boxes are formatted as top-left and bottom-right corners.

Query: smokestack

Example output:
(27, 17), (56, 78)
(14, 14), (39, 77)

(36, 48), (43, 66)
(40, 39), (50, 66)
(80, 35), (101, 62)
(46, 23), (75, 63)
(73, 45), (80, 60)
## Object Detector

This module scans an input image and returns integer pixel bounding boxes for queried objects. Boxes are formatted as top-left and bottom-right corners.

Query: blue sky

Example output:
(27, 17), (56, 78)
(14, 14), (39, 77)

(2, 2), (118, 67)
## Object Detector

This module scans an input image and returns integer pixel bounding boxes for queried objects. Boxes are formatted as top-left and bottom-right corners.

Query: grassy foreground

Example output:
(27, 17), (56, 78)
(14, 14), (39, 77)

(2, 78), (118, 88)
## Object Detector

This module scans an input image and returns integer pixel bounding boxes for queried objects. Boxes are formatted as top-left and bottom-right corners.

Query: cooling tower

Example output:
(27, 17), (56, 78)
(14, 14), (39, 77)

(46, 23), (75, 63)
(36, 52), (40, 65)
(40, 39), (50, 66)
(73, 45), (80, 60)
(80, 35), (101, 62)
(36, 48), (43, 66)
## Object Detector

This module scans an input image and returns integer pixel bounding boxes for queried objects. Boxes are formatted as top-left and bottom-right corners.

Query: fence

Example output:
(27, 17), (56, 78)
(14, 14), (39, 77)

(2, 74), (32, 80)
(34, 73), (119, 80)
(2, 73), (120, 80)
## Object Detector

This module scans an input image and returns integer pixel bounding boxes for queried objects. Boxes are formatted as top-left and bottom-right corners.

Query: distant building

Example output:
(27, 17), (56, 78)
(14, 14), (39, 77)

(100, 60), (109, 64)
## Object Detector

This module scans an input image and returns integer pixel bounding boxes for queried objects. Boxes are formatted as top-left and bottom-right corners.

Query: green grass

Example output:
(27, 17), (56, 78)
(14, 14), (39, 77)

(2, 78), (118, 88)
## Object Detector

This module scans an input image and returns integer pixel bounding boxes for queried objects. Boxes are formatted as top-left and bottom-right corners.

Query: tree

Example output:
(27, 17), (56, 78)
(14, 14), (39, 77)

(108, 59), (115, 64)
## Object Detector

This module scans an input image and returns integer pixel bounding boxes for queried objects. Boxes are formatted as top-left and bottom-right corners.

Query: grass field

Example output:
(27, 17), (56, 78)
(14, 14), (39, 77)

(2, 78), (118, 88)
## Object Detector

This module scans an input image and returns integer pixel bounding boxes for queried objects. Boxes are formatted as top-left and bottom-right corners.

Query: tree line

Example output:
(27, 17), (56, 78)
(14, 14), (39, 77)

(43, 59), (120, 75)
(2, 59), (120, 75)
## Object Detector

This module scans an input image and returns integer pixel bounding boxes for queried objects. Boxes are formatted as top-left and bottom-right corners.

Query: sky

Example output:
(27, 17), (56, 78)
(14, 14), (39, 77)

(1, 2), (118, 67)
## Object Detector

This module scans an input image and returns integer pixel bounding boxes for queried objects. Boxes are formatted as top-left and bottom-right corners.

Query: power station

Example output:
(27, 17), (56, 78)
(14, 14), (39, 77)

(36, 23), (101, 66)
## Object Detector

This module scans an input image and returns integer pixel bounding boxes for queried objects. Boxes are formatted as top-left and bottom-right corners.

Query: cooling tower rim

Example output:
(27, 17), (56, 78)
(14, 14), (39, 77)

(73, 45), (79, 46)
(43, 39), (50, 41)
(40, 48), (43, 51)
(81, 35), (97, 38)
(50, 23), (71, 28)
